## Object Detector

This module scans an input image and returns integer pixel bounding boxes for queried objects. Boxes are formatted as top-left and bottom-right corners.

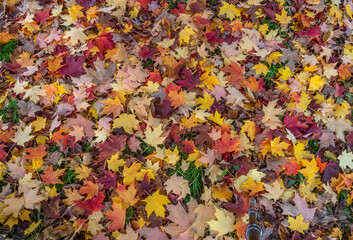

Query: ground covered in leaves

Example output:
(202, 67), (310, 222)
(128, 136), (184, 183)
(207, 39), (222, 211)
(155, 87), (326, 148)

(0, 0), (353, 239)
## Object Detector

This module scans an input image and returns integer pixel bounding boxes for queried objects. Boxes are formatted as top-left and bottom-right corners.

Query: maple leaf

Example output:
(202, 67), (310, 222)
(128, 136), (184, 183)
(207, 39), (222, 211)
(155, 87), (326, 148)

(100, 97), (124, 118)
(12, 125), (34, 147)
(106, 201), (126, 231)
(240, 120), (257, 141)
(195, 91), (214, 110)
(275, 8), (292, 24)
(213, 131), (241, 154)
(47, 56), (64, 73)
(262, 180), (284, 201)
(287, 213), (309, 234)
(221, 61), (244, 85)
(97, 135), (127, 163)
(293, 192), (317, 221)
(252, 63), (268, 76)
(241, 177), (264, 196)
(24, 144), (48, 161)
(164, 201), (196, 238)
(75, 192), (105, 215)
(99, 170), (117, 190)
(270, 137), (290, 157)
(59, 56), (86, 77)
(143, 190), (171, 218)
(337, 150), (353, 169)
(179, 26), (196, 45)
(167, 90), (186, 108)
(123, 162), (144, 185)
(115, 184), (138, 209)
(261, 100), (285, 130)
(219, 1), (240, 20)
(298, 157), (319, 180)
(112, 113), (140, 134)
(284, 112), (309, 138)
(78, 180), (99, 200)
(40, 165), (65, 185)
(176, 69), (202, 90)
(207, 207), (235, 238)
(243, 76), (265, 92)
(69, 4), (84, 22)
(144, 124), (167, 148)
(63, 27), (87, 46)
(284, 158), (301, 175)
(224, 191), (249, 218)
(207, 110), (224, 125)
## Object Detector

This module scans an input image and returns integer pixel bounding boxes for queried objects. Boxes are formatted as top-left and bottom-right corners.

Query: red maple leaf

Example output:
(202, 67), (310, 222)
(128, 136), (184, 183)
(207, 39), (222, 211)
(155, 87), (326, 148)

(35, 9), (51, 24)
(175, 69), (202, 90)
(97, 135), (127, 163)
(214, 132), (241, 154)
(75, 192), (105, 215)
(137, 0), (151, 9)
(284, 112), (309, 138)
(224, 191), (249, 218)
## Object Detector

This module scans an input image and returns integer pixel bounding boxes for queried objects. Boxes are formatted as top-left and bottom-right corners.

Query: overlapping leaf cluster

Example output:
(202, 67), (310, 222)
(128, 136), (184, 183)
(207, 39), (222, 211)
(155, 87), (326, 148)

(0, 0), (353, 239)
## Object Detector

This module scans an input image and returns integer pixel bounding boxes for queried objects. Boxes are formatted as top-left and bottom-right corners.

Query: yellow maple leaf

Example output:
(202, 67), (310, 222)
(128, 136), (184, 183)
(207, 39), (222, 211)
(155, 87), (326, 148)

(252, 63), (268, 76)
(112, 113), (140, 134)
(266, 52), (283, 64)
(24, 221), (41, 236)
(75, 164), (92, 180)
(298, 157), (319, 180)
(69, 4), (85, 22)
(240, 120), (257, 141)
(270, 136), (290, 157)
(31, 116), (46, 132)
(187, 149), (204, 168)
(308, 74), (325, 91)
(293, 141), (313, 164)
(198, 70), (220, 90)
(123, 162), (144, 185)
(275, 8), (292, 24)
(288, 213), (309, 234)
(219, 1), (241, 20)
(207, 110), (224, 125)
(278, 66), (293, 81)
(108, 152), (126, 172)
(195, 91), (214, 110)
(179, 26), (196, 45)
(241, 177), (264, 196)
(143, 190), (171, 218)
(180, 114), (200, 129)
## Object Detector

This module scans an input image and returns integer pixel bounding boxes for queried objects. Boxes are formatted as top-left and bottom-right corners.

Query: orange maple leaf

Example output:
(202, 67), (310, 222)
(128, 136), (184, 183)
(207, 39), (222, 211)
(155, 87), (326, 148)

(24, 144), (48, 160)
(78, 181), (99, 200)
(337, 64), (352, 80)
(221, 61), (244, 86)
(106, 201), (126, 232)
(168, 90), (186, 108)
(40, 165), (65, 185)
(116, 184), (139, 209)
(100, 97), (124, 118)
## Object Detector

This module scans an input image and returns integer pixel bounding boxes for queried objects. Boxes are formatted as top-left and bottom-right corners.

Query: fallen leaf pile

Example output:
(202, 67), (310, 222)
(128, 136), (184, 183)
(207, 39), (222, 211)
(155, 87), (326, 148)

(1, 0), (353, 239)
